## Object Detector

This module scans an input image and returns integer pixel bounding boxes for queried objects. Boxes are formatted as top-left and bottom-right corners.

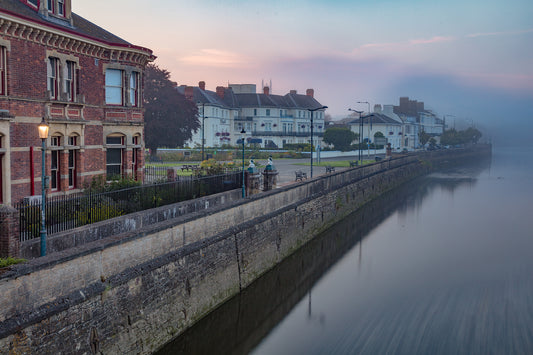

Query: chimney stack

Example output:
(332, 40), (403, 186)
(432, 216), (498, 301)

(290, 90), (297, 95)
(216, 86), (225, 99)
(184, 86), (194, 100)
(263, 86), (270, 95)
(306, 89), (314, 98)
(374, 104), (382, 113)
(199, 81), (206, 91)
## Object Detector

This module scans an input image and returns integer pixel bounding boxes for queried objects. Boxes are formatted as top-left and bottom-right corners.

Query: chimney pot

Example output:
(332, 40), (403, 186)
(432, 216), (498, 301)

(216, 86), (225, 99)
(184, 86), (194, 100)
(199, 81), (206, 91)
(306, 89), (314, 98)
(263, 86), (270, 95)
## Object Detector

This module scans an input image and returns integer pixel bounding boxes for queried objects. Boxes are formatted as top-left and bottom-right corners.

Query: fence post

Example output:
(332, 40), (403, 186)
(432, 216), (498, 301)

(0, 205), (21, 258)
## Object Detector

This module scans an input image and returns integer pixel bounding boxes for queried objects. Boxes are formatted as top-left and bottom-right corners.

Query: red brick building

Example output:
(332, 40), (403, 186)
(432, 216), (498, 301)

(0, 0), (154, 204)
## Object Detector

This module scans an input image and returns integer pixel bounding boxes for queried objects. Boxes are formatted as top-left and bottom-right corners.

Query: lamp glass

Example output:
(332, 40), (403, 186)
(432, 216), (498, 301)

(38, 119), (49, 139)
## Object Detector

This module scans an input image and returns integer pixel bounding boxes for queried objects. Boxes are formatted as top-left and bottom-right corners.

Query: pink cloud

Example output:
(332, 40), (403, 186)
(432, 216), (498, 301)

(409, 36), (455, 45)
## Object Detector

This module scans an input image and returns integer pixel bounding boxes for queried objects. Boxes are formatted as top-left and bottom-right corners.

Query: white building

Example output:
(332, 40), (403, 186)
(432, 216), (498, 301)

(178, 83), (327, 149)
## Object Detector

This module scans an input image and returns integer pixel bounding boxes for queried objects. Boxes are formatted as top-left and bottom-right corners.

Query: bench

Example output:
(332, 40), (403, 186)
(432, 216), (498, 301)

(325, 166), (335, 173)
(295, 170), (307, 181)
(349, 161), (358, 167)
(375, 156), (383, 162)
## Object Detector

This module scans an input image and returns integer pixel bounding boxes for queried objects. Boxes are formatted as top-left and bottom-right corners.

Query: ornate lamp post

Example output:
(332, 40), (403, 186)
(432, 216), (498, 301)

(307, 106), (328, 178)
(38, 118), (49, 257)
(240, 128), (246, 198)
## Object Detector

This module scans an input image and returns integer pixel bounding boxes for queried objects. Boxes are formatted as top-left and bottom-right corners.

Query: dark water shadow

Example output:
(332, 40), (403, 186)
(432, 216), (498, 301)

(155, 159), (491, 355)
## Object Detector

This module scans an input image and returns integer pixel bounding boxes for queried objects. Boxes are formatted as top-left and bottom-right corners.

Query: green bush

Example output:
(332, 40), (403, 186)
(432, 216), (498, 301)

(0, 257), (26, 268)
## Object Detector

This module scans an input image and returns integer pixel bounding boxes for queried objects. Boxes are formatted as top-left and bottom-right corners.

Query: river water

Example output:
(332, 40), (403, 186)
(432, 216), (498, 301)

(156, 146), (533, 355)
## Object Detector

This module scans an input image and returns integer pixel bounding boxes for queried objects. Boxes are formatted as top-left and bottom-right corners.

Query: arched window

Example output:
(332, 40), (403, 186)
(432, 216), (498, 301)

(106, 134), (125, 179)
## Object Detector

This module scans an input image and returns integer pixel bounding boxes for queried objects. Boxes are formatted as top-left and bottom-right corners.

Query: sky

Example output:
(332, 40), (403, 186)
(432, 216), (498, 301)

(74, 0), (533, 145)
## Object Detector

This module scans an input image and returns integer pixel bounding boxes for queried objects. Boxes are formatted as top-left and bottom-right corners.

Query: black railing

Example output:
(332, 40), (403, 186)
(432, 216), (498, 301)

(144, 165), (170, 183)
(16, 172), (242, 241)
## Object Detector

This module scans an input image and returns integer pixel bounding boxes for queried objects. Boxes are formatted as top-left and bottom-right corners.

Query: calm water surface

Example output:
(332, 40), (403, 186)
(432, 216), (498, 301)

(157, 147), (533, 355)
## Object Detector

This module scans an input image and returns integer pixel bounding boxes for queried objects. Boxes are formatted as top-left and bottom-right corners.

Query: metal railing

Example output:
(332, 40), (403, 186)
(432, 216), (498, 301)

(16, 172), (242, 241)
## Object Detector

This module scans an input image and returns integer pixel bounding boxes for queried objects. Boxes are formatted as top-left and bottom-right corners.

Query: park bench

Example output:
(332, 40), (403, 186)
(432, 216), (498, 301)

(375, 156), (383, 162)
(349, 161), (358, 167)
(325, 166), (335, 173)
(295, 170), (307, 181)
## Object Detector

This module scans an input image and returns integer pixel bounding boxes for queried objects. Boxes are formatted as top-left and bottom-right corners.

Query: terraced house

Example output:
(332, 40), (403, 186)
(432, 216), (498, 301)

(0, 0), (154, 204)
(179, 82), (327, 149)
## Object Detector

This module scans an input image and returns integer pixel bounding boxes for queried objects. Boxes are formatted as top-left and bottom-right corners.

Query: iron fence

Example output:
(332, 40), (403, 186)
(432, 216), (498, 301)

(16, 171), (242, 241)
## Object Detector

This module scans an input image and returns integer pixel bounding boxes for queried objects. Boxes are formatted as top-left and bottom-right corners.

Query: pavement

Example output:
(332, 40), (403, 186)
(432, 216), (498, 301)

(253, 155), (377, 187)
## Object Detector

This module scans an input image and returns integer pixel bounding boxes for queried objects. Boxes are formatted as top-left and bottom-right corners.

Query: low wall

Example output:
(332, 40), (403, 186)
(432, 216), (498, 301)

(0, 146), (491, 354)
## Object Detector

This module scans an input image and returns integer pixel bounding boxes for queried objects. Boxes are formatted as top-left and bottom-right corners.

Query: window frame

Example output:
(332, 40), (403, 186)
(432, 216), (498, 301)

(105, 135), (125, 179)
(47, 57), (59, 100)
(65, 60), (76, 102)
(67, 136), (78, 189)
(105, 69), (124, 106)
(129, 72), (139, 107)
(50, 135), (61, 191)
(0, 46), (6, 96)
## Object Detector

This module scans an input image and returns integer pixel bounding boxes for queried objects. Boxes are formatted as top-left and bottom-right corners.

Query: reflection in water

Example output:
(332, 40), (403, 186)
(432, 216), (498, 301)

(155, 158), (489, 355)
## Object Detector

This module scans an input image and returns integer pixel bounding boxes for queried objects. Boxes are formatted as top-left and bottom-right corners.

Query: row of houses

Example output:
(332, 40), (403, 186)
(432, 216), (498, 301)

(0, 0), (154, 204)
(342, 98), (445, 151)
(178, 83), (327, 149)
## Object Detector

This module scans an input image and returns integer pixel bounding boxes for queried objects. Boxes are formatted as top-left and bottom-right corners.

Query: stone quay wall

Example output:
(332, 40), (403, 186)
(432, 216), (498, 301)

(0, 146), (491, 354)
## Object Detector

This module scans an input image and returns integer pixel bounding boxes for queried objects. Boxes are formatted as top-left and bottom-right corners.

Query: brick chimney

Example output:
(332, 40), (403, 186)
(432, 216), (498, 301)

(216, 86), (225, 99)
(184, 86), (194, 100)
(263, 86), (270, 95)
(306, 89), (314, 98)
(199, 81), (206, 91)
(290, 90), (297, 95)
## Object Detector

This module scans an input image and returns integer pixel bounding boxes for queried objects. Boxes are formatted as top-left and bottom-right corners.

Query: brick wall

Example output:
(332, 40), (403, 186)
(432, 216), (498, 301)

(0, 22), (149, 204)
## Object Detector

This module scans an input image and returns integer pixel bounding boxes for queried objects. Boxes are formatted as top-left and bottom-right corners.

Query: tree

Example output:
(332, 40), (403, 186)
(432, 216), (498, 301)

(144, 64), (199, 156)
(418, 130), (431, 146)
(323, 127), (357, 151)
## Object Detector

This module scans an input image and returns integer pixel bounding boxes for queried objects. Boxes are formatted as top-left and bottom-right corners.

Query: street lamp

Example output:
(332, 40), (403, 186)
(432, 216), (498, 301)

(357, 101), (371, 158)
(349, 109), (364, 165)
(38, 118), (49, 257)
(240, 128), (246, 198)
(307, 106), (328, 178)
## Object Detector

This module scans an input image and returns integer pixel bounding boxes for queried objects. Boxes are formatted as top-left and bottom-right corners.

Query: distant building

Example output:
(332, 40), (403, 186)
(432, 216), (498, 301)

(178, 83), (327, 149)
(0, 0), (154, 203)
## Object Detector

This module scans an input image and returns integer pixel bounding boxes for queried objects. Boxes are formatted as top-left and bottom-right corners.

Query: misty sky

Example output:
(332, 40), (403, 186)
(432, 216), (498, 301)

(74, 0), (533, 145)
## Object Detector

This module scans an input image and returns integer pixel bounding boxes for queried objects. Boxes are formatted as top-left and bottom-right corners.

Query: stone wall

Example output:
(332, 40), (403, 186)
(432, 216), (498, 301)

(0, 146), (491, 354)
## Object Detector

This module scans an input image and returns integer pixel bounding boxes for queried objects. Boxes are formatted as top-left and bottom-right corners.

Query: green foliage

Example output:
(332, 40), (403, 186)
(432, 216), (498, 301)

(144, 63), (200, 154)
(0, 257), (26, 268)
(374, 131), (385, 138)
(418, 130), (432, 146)
(83, 175), (141, 193)
(323, 127), (357, 151)
(200, 159), (236, 175)
(75, 197), (124, 225)
(440, 127), (482, 146)
(284, 143), (312, 152)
